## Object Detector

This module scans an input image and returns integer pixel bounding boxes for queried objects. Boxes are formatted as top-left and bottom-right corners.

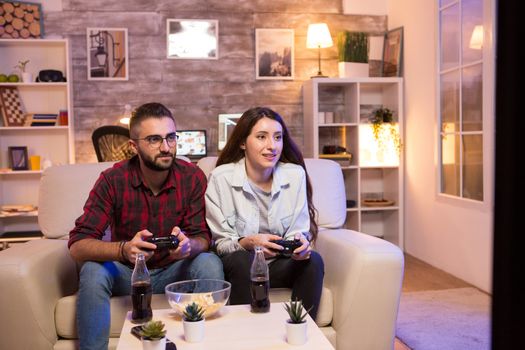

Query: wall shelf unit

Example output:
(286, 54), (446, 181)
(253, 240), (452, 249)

(0, 38), (74, 235)
(303, 77), (404, 248)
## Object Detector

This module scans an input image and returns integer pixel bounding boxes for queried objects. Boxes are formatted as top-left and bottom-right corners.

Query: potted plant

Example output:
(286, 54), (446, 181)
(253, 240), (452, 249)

(283, 298), (312, 345)
(14, 60), (32, 83)
(370, 107), (402, 154)
(138, 320), (167, 350)
(337, 31), (369, 78)
(182, 302), (205, 343)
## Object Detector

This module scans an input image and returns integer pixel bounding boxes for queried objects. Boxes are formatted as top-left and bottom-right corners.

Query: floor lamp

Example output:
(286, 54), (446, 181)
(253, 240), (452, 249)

(306, 23), (333, 78)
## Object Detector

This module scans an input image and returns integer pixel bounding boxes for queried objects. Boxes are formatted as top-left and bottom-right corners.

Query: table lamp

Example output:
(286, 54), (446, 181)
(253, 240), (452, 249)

(306, 23), (333, 78)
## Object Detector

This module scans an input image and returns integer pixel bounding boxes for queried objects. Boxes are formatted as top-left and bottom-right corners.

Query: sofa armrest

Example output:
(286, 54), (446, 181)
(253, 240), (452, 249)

(316, 228), (404, 350)
(0, 239), (78, 350)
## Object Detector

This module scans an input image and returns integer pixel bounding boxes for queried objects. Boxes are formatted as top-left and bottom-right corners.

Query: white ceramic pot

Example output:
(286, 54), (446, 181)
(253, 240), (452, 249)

(338, 62), (369, 78)
(286, 321), (307, 345)
(183, 319), (205, 343)
(22, 72), (33, 83)
(142, 337), (166, 350)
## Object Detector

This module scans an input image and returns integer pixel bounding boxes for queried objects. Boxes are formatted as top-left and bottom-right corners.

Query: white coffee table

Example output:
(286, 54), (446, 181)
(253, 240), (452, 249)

(117, 303), (334, 349)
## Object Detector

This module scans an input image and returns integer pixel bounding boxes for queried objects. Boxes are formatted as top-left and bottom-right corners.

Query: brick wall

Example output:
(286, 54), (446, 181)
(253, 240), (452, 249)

(44, 0), (386, 162)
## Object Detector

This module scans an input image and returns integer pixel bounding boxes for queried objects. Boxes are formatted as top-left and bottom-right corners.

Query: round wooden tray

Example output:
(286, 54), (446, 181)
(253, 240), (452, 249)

(362, 199), (395, 207)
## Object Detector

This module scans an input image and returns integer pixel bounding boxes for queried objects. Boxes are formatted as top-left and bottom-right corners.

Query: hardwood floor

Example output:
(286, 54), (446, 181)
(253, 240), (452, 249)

(393, 254), (472, 349)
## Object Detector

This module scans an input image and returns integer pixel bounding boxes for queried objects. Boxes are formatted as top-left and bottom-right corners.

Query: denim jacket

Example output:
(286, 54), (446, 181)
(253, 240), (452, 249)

(205, 158), (310, 256)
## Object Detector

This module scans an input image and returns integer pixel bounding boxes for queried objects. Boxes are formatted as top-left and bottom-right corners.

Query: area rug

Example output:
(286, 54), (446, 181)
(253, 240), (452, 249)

(396, 287), (491, 350)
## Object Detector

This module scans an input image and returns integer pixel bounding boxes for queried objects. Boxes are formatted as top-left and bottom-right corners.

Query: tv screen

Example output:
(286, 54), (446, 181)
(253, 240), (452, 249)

(176, 130), (207, 158)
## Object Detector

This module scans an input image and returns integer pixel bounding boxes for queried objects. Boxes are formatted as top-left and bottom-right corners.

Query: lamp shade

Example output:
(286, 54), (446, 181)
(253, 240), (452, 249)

(306, 23), (333, 49)
(469, 25), (483, 49)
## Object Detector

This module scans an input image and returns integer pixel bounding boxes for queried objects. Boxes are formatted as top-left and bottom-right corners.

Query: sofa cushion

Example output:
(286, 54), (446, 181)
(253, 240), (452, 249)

(39, 162), (116, 239)
(198, 157), (346, 229)
(55, 287), (333, 338)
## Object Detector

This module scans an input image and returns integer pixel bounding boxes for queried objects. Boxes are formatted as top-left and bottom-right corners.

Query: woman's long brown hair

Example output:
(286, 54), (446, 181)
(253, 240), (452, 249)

(217, 107), (318, 242)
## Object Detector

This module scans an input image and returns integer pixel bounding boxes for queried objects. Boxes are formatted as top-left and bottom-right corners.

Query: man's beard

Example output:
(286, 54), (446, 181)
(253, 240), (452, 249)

(138, 149), (174, 171)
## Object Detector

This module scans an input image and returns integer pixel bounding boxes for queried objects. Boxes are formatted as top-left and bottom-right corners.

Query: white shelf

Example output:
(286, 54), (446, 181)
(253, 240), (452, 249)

(303, 78), (404, 248)
(0, 38), (74, 235)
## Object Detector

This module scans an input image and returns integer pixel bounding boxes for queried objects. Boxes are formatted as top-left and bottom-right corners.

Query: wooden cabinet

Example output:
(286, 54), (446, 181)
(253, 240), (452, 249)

(0, 39), (74, 235)
(303, 77), (403, 247)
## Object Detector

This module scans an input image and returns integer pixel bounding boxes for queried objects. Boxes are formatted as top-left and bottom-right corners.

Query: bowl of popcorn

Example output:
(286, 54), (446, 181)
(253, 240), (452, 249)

(165, 279), (231, 318)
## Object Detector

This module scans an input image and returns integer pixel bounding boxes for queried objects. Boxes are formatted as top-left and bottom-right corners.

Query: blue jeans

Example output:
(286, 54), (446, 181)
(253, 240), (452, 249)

(77, 253), (223, 350)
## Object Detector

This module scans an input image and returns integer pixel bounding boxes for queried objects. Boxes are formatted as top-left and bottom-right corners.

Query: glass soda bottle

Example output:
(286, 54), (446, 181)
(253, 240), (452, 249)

(250, 246), (270, 313)
(131, 253), (153, 323)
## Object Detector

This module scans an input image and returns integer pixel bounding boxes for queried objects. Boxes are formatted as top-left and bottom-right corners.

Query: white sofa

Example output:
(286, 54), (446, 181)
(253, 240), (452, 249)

(0, 157), (404, 350)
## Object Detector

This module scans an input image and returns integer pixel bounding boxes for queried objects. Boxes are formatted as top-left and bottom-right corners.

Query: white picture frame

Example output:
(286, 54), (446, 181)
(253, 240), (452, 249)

(87, 28), (129, 81)
(167, 19), (219, 59)
(255, 28), (294, 80)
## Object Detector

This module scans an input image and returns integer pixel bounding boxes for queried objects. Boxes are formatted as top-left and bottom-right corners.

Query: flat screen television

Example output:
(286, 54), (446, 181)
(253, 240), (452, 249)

(176, 130), (207, 158)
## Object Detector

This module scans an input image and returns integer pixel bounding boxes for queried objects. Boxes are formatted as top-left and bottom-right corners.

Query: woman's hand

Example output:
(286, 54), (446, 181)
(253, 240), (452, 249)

(291, 233), (311, 261)
(238, 233), (283, 258)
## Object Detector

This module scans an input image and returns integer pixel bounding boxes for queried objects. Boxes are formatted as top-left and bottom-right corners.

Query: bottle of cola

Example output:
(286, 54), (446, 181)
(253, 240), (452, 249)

(131, 253), (153, 323)
(250, 246), (270, 313)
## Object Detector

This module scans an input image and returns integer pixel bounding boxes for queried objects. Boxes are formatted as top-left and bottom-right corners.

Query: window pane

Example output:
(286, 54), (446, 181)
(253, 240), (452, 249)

(462, 63), (483, 131)
(462, 0), (483, 63)
(440, 4), (460, 70)
(441, 70), (460, 132)
(440, 0), (456, 7)
(441, 134), (460, 196)
(463, 134), (483, 200)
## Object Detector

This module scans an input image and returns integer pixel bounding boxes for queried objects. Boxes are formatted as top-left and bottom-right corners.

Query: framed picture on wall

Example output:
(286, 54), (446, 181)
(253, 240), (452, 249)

(87, 28), (129, 81)
(255, 28), (294, 80)
(381, 27), (403, 77)
(8, 146), (28, 171)
(167, 19), (219, 59)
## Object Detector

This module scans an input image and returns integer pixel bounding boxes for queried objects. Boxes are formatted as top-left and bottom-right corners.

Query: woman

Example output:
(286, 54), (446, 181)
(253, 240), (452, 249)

(205, 107), (324, 320)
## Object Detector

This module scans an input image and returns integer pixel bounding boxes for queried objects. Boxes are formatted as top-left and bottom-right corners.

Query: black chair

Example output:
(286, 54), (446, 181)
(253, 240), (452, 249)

(91, 125), (134, 162)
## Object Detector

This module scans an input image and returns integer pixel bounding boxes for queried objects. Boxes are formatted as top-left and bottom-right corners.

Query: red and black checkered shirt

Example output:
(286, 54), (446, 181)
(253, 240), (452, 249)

(68, 156), (211, 269)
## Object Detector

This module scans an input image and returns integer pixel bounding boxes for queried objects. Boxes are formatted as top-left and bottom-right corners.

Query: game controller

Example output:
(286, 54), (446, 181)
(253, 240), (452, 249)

(272, 239), (302, 257)
(145, 236), (180, 250)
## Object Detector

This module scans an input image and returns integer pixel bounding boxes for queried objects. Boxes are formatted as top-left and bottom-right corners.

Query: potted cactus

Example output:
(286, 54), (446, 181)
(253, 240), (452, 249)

(283, 298), (312, 345)
(337, 31), (369, 77)
(139, 320), (166, 350)
(182, 302), (205, 342)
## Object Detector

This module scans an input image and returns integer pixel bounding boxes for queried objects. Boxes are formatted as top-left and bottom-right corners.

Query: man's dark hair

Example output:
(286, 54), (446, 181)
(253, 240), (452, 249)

(129, 102), (175, 138)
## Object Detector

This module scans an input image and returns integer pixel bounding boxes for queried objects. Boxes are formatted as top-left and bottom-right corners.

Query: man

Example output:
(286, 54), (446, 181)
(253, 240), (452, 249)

(69, 102), (223, 350)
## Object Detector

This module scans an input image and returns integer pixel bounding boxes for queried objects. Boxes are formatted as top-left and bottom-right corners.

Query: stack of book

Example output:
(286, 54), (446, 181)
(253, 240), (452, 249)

(25, 113), (58, 126)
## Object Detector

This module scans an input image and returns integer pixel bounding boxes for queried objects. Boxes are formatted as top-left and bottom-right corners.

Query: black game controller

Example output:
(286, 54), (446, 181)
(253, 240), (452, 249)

(145, 236), (180, 250)
(272, 239), (302, 257)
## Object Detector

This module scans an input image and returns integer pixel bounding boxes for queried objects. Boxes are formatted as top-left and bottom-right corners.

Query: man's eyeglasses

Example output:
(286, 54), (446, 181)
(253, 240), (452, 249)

(133, 133), (179, 149)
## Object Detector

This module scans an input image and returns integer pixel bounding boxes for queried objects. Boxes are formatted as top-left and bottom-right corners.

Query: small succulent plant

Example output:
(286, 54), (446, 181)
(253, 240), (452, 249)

(183, 302), (205, 322)
(14, 60), (30, 73)
(139, 320), (166, 340)
(284, 298), (312, 324)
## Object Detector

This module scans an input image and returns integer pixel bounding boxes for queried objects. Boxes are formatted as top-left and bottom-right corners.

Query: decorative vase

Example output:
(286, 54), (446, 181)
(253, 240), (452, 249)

(22, 72), (33, 83)
(141, 337), (166, 350)
(183, 319), (205, 343)
(286, 321), (307, 345)
(338, 62), (369, 78)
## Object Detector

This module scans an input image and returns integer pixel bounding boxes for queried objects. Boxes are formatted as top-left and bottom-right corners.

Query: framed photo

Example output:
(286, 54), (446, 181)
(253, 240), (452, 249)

(167, 19), (218, 59)
(255, 29), (294, 80)
(87, 28), (129, 81)
(0, 1), (44, 38)
(381, 27), (404, 77)
(8, 146), (28, 171)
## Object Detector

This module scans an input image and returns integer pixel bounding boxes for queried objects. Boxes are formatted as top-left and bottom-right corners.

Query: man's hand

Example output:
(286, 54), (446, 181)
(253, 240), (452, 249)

(169, 226), (191, 260)
(122, 229), (156, 263)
